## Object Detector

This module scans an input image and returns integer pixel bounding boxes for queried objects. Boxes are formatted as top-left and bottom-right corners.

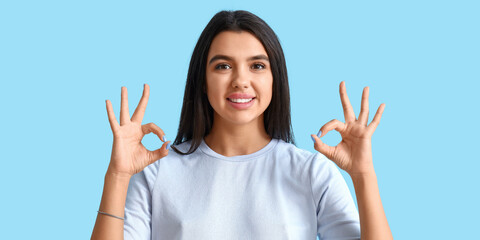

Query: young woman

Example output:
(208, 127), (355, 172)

(91, 10), (392, 240)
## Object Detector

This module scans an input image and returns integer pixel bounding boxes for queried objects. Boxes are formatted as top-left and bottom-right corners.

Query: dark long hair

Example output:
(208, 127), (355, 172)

(172, 10), (294, 155)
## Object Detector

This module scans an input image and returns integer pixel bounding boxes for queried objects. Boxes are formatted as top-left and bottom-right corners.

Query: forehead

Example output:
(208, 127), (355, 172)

(208, 31), (268, 58)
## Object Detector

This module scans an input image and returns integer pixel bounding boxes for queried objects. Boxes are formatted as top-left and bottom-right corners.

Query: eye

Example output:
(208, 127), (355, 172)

(251, 63), (266, 70)
(215, 63), (231, 70)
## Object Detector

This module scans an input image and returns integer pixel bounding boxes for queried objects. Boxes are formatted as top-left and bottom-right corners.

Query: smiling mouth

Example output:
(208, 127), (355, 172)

(227, 97), (256, 103)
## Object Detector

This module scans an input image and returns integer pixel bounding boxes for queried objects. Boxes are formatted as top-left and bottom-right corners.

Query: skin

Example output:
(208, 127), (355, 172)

(311, 82), (393, 239)
(91, 30), (393, 239)
(91, 84), (170, 239)
(312, 82), (386, 176)
(204, 31), (273, 156)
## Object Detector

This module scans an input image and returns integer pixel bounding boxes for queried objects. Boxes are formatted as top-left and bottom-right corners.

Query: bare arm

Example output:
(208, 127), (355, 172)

(91, 84), (169, 239)
(91, 171), (131, 240)
(312, 81), (392, 239)
(351, 172), (393, 240)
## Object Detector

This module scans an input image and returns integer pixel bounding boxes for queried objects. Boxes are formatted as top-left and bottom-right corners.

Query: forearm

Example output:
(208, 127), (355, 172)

(351, 171), (393, 240)
(91, 170), (131, 240)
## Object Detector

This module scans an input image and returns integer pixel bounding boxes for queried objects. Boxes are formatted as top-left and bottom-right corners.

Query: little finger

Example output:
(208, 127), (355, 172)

(367, 103), (386, 133)
(106, 100), (120, 132)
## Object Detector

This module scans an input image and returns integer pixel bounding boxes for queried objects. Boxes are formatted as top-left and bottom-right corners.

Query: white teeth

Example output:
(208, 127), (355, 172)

(229, 98), (253, 103)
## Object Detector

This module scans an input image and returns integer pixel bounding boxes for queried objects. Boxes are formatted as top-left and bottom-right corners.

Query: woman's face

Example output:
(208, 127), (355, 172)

(205, 30), (273, 126)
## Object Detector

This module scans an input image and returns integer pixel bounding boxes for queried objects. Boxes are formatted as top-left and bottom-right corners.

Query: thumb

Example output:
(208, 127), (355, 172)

(148, 141), (170, 164)
(311, 134), (335, 160)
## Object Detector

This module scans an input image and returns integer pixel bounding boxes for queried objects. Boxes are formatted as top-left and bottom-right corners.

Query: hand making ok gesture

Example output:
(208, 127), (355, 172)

(311, 81), (385, 176)
(105, 84), (171, 177)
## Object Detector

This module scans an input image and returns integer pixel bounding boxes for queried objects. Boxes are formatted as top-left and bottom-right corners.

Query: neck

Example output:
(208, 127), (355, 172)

(204, 113), (272, 157)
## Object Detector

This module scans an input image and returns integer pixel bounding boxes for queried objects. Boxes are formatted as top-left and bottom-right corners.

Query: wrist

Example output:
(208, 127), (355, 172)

(105, 168), (132, 182)
(350, 170), (378, 186)
(106, 162), (133, 177)
(347, 163), (376, 179)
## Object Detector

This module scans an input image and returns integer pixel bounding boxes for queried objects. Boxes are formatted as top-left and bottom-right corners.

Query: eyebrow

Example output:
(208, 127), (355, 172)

(208, 54), (269, 65)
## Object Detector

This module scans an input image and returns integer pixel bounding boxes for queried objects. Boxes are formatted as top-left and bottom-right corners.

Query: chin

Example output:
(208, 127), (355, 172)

(227, 116), (258, 125)
(220, 111), (263, 126)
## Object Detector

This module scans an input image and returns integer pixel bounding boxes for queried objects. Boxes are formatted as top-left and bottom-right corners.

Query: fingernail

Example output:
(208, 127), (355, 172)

(317, 130), (322, 138)
(162, 136), (166, 142)
(166, 142), (172, 150)
(311, 135), (315, 143)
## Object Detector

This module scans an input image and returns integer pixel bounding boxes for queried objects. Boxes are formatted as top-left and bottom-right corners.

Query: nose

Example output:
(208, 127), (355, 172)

(231, 67), (250, 89)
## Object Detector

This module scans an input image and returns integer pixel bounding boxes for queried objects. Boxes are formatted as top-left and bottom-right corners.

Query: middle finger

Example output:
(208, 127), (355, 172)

(131, 84), (150, 123)
(339, 81), (356, 123)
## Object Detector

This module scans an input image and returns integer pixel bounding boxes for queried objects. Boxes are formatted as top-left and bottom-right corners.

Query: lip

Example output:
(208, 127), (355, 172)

(227, 93), (255, 99)
(227, 98), (255, 110)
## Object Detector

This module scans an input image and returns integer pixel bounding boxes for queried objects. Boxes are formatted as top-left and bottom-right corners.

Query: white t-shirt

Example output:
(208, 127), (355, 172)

(124, 138), (360, 240)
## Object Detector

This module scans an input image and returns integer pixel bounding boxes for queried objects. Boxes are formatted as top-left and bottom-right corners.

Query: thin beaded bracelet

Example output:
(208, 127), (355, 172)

(97, 210), (125, 220)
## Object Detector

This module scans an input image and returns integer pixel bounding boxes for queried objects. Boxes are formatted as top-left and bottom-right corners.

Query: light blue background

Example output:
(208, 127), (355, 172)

(1, 0), (478, 239)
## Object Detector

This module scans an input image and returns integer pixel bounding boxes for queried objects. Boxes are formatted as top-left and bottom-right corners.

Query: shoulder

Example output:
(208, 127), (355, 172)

(271, 140), (335, 179)
(274, 139), (321, 164)
(274, 140), (338, 176)
(140, 140), (195, 178)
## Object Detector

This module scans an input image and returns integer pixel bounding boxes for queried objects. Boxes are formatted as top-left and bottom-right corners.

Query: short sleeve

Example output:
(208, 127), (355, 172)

(124, 161), (160, 240)
(310, 153), (361, 240)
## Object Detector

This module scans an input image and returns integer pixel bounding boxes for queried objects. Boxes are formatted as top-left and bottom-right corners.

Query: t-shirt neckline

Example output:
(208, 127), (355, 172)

(199, 138), (279, 162)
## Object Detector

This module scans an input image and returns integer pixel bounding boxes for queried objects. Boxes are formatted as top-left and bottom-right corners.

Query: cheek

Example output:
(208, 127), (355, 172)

(261, 78), (274, 104)
(206, 87), (218, 105)
(206, 79), (225, 107)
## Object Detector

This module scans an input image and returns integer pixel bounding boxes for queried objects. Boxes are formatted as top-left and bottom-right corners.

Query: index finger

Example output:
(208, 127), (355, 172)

(131, 84), (150, 123)
(339, 81), (356, 123)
